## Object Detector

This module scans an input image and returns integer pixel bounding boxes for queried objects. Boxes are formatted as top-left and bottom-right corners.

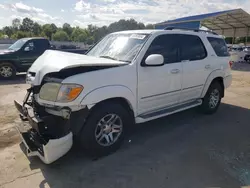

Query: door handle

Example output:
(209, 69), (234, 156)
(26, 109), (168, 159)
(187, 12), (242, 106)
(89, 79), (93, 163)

(205, 65), (211, 69)
(171, 69), (180, 74)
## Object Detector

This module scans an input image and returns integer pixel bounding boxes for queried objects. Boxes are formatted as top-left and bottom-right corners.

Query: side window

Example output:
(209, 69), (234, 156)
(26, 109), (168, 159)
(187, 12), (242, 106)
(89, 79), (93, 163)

(25, 41), (35, 51)
(180, 35), (207, 61)
(34, 40), (48, 52)
(145, 34), (179, 64)
(207, 37), (230, 57)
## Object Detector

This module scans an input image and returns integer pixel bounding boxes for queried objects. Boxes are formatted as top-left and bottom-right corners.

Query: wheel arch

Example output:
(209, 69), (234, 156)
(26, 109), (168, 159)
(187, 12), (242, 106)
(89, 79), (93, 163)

(81, 85), (136, 117)
(201, 70), (225, 98)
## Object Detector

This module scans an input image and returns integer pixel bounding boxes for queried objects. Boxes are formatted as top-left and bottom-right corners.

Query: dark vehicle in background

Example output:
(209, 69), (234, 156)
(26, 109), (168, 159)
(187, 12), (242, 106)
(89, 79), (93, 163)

(244, 46), (250, 63)
(0, 37), (88, 79)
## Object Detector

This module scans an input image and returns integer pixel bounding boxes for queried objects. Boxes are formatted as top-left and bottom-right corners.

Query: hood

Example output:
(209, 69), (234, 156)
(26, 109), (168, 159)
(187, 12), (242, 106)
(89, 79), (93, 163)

(28, 50), (128, 85)
(0, 49), (15, 55)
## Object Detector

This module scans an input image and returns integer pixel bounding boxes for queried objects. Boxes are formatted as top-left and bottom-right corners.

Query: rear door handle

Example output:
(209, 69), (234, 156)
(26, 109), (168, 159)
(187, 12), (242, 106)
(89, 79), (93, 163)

(205, 65), (211, 69)
(171, 69), (180, 74)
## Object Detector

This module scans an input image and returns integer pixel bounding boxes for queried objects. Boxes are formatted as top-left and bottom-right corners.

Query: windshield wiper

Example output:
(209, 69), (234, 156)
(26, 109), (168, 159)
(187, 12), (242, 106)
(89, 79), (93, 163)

(99, 55), (118, 61)
(99, 55), (130, 63)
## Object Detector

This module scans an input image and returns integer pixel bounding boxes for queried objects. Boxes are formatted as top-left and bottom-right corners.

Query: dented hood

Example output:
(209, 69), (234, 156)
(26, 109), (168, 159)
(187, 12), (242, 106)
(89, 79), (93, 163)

(28, 50), (128, 85)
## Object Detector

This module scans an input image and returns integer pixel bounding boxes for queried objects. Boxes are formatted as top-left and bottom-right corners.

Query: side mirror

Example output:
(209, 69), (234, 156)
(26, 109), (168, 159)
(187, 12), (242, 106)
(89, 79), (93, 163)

(144, 54), (164, 66)
(24, 46), (30, 52)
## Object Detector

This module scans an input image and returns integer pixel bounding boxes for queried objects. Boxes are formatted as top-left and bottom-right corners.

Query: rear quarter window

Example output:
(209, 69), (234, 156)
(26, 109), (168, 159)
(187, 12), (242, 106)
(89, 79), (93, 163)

(207, 37), (230, 57)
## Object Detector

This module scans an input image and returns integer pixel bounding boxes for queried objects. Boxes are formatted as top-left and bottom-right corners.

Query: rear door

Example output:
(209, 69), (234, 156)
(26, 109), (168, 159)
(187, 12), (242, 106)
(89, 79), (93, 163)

(179, 34), (209, 103)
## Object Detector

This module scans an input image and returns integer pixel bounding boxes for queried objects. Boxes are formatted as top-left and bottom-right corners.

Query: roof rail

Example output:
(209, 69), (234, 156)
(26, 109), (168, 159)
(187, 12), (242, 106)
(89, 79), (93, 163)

(164, 26), (218, 35)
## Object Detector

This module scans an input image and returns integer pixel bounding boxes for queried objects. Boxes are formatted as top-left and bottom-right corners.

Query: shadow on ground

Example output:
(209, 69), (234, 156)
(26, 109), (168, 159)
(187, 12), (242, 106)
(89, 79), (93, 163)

(0, 74), (26, 85)
(232, 62), (250, 72)
(24, 103), (250, 188)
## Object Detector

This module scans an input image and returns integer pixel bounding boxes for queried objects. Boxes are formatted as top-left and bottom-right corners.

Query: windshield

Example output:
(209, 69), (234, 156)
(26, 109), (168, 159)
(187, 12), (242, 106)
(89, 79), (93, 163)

(87, 33), (149, 63)
(8, 39), (28, 50)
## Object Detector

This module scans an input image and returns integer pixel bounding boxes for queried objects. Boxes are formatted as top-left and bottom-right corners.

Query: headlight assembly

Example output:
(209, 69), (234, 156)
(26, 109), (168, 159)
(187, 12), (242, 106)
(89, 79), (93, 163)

(39, 83), (83, 102)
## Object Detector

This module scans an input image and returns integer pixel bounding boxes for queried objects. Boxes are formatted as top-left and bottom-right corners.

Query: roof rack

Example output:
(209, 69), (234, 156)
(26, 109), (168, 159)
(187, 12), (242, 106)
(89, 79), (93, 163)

(164, 26), (218, 35)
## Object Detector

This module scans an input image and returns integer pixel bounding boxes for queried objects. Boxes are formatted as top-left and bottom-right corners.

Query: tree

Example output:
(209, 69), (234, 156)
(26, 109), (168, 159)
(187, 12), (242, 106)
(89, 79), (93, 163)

(108, 19), (145, 33)
(50, 23), (57, 34)
(2, 26), (14, 37)
(42, 24), (54, 40)
(0, 31), (4, 39)
(20, 18), (34, 33)
(86, 36), (94, 45)
(12, 18), (21, 31)
(71, 27), (87, 42)
(33, 22), (42, 36)
(92, 26), (108, 42)
(145, 24), (154, 29)
(62, 23), (73, 36)
(12, 31), (29, 39)
(52, 30), (69, 41)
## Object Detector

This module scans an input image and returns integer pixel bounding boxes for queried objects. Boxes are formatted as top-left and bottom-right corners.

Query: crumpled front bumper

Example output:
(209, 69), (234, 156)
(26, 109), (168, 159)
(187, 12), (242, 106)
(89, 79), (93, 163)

(14, 100), (73, 164)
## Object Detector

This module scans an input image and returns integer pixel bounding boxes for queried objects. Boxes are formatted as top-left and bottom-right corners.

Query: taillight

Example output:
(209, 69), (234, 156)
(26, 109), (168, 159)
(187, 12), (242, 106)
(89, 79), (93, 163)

(229, 61), (233, 68)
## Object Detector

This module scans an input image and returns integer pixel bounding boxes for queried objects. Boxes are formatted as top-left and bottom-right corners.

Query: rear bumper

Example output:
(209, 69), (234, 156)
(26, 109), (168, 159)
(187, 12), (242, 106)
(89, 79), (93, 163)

(224, 75), (232, 89)
(14, 100), (73, 164)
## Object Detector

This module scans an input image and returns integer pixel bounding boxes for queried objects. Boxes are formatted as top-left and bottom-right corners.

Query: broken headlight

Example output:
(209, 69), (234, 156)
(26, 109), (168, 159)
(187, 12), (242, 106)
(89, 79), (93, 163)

(39, 83), (83, 102)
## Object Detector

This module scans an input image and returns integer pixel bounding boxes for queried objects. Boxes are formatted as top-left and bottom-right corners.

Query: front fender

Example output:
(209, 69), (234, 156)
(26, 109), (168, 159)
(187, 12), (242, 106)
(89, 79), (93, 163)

(81, 85), (136, 115)
(201, 69), (225, 98)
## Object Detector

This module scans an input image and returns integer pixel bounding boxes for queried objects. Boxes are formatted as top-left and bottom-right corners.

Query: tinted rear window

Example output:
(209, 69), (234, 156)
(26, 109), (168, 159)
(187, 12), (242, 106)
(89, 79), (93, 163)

(180, 35), (207, 61)
(207, 37), (230, 57)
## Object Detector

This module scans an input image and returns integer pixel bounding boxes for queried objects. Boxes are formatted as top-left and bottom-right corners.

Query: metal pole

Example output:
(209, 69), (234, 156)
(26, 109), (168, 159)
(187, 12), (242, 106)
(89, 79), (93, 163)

(232, 28), (236, 44)
(246, 27), (250, 45)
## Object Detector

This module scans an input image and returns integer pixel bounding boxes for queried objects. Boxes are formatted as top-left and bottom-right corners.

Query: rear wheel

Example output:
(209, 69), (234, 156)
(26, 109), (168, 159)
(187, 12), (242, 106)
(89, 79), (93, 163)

(200, 81), (222, 114)
(0, 63), (16, 79)
(80, 102), (131, 157)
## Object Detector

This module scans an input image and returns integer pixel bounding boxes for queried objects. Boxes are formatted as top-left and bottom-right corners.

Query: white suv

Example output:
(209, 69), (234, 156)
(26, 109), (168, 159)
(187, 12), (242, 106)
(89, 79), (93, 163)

(15, 28), (232, 164)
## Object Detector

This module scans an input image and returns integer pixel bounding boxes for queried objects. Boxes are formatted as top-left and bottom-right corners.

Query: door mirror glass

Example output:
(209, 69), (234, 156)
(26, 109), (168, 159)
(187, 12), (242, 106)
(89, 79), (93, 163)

(24, 46), (30, 52)
(145, 54), (164, 66)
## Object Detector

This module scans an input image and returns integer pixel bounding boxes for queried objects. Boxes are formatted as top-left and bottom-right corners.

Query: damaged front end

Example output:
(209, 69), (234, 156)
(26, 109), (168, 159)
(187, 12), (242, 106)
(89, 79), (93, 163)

(14, 86), (89, 164)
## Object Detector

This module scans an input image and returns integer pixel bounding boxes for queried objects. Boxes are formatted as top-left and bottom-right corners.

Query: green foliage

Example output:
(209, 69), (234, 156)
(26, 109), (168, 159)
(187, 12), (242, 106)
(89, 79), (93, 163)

(12, 31), (29, 39)
(71, 27), (88, 42)
(145, 24), (154, 29)
(86, 36), (94, 45)
(20, 18), (34, 33)
(63, 23), (73, 36)
(33, 23), (42, 36)
(52, 30), (69, 41)
(1, 17), (156, 44)
(2, 26), (14, 37)
(42, 24), (54, 40)
(12, 18), (21, 31)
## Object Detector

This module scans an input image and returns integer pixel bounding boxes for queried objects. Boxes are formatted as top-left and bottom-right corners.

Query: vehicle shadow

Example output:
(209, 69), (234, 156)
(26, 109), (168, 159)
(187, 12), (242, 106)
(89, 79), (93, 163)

(231, 62), (250, 72)
(27, 103), (250, 188)
(0, 74), (26, 85)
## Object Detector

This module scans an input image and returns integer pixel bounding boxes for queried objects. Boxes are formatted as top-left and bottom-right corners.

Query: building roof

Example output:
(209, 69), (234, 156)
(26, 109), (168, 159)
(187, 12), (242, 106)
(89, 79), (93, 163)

(155, 9), (250, 37)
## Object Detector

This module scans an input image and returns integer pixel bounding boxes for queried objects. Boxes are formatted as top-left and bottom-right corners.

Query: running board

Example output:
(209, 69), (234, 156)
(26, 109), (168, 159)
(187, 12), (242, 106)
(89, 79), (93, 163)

(136, 99), (202, 123)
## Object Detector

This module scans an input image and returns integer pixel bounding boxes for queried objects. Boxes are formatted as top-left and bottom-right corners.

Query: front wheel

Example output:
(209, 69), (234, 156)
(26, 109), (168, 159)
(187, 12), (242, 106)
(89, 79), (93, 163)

(0, 63), (16, 79)
(200, 82), (222, 114)
(80, 102), (131, 157)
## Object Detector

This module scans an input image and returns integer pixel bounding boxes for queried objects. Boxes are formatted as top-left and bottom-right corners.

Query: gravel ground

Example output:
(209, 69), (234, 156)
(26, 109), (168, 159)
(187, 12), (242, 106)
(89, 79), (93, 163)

(0, 63), (250, 188)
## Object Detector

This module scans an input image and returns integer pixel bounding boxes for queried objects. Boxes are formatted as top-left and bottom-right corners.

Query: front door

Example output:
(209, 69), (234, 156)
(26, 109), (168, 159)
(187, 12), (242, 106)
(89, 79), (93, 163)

(18, 40), (43, 71)
(179, 34), (210, 103)
(137, 34), (182, 115)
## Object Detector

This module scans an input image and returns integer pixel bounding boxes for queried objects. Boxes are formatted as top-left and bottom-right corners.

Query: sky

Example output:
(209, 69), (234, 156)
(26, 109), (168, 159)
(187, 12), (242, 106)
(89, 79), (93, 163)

(0, 0), (250, 28)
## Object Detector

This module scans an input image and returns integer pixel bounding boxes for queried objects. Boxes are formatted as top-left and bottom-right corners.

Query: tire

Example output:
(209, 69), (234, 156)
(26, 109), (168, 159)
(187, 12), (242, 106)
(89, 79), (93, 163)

(80, 102), (131, 157)
(200, 81), (222, 114)
(0, 63), (16, 79)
